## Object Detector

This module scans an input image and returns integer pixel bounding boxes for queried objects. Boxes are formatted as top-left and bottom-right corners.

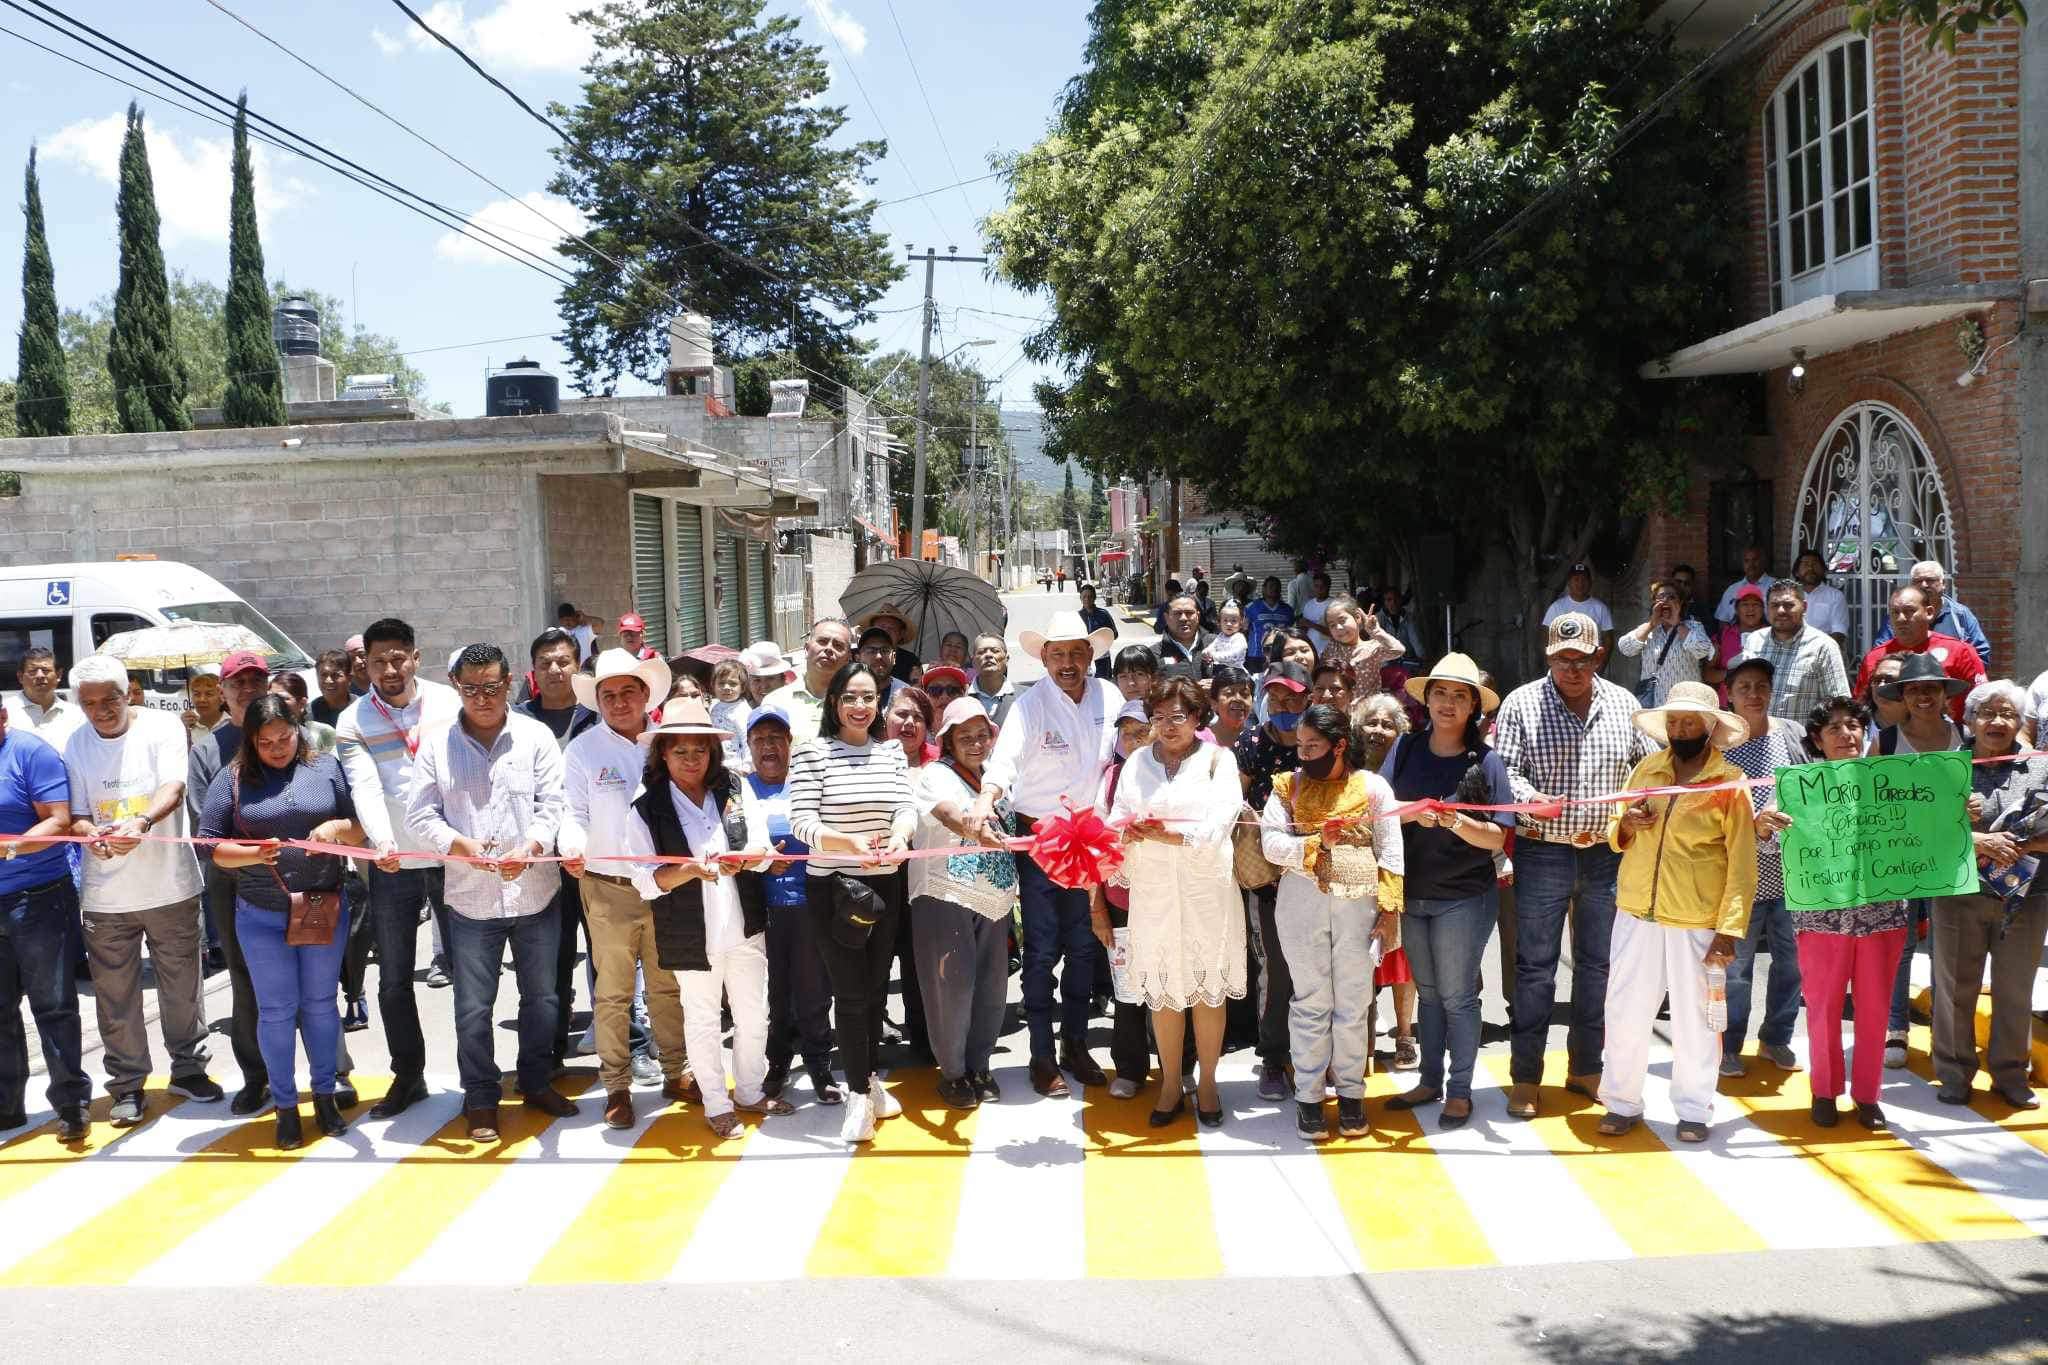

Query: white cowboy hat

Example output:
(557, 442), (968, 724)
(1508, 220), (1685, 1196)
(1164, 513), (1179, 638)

(637, 697), (732, 746)
(572, 647), (672, 714)
(1018, 610), (1116, 661)
(1404, 652), (1500, 714)
(1633, 680), (1746, 749)
(738, 640), (793, 679)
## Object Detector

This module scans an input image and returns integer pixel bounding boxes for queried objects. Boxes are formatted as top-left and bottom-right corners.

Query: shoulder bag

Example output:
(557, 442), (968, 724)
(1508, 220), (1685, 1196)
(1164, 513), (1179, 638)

(231, 764), (342, 948)
(1233, 748), (1281, 890)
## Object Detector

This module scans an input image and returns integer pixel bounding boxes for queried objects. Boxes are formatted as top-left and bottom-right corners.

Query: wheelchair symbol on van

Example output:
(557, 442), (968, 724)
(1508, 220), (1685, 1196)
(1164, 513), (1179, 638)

(45, 580), (69, 606)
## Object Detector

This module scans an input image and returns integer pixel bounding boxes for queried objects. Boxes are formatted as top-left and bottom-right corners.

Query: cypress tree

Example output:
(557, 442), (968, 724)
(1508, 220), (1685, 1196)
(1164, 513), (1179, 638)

(15, 146), (70, 438)
(107, 103), (190, 433)
(221, 95), (284, 427)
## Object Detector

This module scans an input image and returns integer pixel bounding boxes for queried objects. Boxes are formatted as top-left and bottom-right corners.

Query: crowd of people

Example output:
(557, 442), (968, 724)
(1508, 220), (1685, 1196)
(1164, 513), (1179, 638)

(1, 544), (2044, 1160)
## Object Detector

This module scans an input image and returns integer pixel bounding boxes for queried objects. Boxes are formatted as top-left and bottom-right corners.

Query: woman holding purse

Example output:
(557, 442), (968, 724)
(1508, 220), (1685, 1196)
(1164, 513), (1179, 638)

(200, 694), (366, 1150)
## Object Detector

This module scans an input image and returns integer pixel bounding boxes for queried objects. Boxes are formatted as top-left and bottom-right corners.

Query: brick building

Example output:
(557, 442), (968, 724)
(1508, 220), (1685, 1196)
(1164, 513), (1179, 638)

(1640, 0), (2048, 678)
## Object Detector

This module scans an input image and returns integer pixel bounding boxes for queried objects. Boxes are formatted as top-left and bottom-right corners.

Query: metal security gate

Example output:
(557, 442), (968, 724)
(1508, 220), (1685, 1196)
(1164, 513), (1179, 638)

(630, 494), (670, 655)
(715, 531), (744, 645)
(746, 542), (772, 643)
(774, 553), (805, 647)
(674, 504), (707, 649)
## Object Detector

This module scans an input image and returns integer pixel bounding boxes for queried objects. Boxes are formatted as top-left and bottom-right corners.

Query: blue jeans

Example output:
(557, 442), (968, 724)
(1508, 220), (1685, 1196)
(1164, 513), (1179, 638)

(368, 865), (452, 1080)
(1726, 896), (1801, 1049)
(447, 907), (560, 1111)
(0, 874), (88, 1114)
(1017, 843), (1098, 1059)
(1404, 889), (1497, 1101)
(1889, 899), (1928, 1032)
(234, 897), (346, 1106)
(1509, 841), (1619, 1083)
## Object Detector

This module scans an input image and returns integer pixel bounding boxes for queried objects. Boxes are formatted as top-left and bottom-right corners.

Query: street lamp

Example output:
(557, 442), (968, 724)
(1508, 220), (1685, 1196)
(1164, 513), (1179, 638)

(911, 337), (994, 555)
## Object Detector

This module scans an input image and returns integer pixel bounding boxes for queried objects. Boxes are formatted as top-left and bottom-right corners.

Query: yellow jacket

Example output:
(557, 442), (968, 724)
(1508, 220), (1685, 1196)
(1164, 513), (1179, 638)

(1607, 748), (1756, 937)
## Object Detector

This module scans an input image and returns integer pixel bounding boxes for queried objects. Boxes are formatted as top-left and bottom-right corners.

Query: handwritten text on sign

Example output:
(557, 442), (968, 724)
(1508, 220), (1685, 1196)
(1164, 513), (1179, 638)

(1775, 751), (1976, 912)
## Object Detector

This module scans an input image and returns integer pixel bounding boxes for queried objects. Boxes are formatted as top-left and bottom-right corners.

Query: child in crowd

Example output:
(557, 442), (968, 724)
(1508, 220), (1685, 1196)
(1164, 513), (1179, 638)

(1204, 602), (1249, 672)
(709, 657), (753, 767)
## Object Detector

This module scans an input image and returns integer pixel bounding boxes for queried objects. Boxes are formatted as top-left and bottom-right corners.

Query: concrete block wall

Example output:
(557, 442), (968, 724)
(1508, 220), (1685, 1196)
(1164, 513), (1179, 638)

(566, 395), (847, 522)
(0, 462), (535, 678)
(541, 474), (633, 647)
(809, 532), (854, 622)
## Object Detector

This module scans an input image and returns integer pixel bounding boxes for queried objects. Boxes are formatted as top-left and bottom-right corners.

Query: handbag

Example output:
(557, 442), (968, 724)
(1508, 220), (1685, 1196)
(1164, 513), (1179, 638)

(827, 872), (885, 950)
(231, 765), (342, 948)
(1233, 805), (1280, 889)
(1633, 623), (1682, 706)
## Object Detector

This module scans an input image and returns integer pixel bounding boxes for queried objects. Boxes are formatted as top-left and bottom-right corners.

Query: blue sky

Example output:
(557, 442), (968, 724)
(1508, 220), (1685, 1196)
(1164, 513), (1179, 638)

(0, 1), (1088, 418)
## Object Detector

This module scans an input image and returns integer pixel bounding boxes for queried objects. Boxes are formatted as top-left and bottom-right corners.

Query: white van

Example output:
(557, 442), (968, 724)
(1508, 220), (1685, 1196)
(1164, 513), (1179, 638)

(0, 560), (315, 712)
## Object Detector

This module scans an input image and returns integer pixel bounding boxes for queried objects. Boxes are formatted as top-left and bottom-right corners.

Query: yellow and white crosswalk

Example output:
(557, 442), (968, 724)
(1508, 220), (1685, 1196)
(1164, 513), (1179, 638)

(3, 1035), (2047, 1287)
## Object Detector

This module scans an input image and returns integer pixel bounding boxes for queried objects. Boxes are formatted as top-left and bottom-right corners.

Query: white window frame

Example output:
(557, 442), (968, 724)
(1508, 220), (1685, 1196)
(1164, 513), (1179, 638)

(1763, 35), (1878, 311)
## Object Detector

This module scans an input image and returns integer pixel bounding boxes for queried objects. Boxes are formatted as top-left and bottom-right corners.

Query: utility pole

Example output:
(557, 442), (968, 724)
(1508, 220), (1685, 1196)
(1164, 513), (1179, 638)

(999, 387), (1013, 589)
(966, 373), (981, 579)
(908, 246), (988, 556)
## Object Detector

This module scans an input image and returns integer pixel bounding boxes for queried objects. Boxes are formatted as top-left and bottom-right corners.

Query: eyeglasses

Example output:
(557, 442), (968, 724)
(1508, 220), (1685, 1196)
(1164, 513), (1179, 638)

(456, 682), (510, 700)
(1975, 706), (2023, 724)
(1151, 711), (1195, 725)
(925, 684), (964, 699)
(1550, 656), (1596, 672)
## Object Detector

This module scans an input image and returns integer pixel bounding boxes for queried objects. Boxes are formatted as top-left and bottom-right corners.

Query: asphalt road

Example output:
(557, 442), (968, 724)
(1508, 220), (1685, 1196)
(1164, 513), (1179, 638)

(8, 587), (2048, 1362)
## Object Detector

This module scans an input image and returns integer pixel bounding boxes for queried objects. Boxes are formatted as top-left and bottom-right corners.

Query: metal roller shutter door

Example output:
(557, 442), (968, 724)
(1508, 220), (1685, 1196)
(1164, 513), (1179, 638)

(746, 542), (772, 642)
(674, 505), (708, 649)
(630, 494), (669, 655)
(715, 532), (744, 645)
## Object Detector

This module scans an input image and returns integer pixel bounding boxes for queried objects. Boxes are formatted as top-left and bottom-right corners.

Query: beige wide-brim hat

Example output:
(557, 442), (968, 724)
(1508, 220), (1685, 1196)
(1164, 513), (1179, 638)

(1019, 610), (1116, 661)
(572, 647), (672, 714)
(1634, 680), (1747, 749)
(1404, 652), (1500, 714)
(855, 602), (919, 646)
(636, 697), (733, 746)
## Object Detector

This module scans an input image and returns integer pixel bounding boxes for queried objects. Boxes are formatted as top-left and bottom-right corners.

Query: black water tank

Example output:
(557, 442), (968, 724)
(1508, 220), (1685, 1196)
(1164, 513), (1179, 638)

(485, 357), (559, 416)
(273, 296), (320, 356)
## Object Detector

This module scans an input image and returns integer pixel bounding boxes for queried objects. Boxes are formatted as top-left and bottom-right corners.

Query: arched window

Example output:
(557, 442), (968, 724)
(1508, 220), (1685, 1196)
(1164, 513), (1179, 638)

(1763, 36), (1877, 311)
(1793, 402), (1955, 656)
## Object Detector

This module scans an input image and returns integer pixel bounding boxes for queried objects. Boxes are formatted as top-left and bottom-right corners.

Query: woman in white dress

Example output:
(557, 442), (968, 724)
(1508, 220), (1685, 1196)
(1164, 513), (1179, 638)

(1110, 676), (1246, 1128)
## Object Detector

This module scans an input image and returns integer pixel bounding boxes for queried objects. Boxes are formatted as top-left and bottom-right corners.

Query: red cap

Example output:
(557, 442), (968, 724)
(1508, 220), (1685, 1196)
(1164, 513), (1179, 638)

(220, 649), (270, 679)
(919, 665), (970, 691)
(618, 613), (646, 633)
(1735, 583), (1765, 602)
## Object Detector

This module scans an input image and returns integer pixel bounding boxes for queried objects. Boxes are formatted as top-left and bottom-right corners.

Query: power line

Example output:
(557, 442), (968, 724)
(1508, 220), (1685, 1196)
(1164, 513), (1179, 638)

(812, 7), (949, 242)
(0, 1), (578, 287)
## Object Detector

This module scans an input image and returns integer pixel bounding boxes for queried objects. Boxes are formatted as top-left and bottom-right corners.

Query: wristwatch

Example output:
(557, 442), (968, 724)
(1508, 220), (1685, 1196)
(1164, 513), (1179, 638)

(138, 813), (155, 833)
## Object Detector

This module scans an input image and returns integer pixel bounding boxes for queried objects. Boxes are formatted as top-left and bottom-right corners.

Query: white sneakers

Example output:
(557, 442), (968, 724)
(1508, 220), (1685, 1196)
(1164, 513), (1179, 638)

(870, 1077), (903, 1120)
(841, 1091), (877, 1144)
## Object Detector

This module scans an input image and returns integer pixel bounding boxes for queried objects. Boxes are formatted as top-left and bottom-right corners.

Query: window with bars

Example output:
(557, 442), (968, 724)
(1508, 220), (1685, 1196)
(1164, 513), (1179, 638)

(1763, 37), (1875, 310)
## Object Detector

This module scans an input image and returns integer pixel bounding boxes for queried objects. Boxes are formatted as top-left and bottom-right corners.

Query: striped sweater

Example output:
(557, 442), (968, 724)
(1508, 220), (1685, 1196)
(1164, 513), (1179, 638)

(787, 737), (917, 878)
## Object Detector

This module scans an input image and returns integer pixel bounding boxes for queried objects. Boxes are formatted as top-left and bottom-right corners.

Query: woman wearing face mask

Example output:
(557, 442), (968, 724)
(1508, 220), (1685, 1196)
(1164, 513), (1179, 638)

(1236, 661), (1310, 1101)
(1381, 657), (1511, 1128)
(1259, 704), (1403, 1141)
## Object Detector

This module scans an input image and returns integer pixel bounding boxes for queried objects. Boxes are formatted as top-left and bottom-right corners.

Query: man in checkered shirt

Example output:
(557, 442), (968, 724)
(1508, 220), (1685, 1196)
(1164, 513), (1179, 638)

(1491, 611), (1656, 1121)
(1739, 580), (1850, 722)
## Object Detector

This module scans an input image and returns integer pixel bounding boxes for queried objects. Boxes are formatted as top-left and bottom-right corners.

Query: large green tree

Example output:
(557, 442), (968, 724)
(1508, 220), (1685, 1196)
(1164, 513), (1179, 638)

(850, 350), (1009, 535)
(220, 95), (285, 428)
(546, 0), (900, 394)
(1852, 0), (2028, 47)
(107, 104), (190, 433)
(990, 0), (1746, 673)
(15, 146), (68, 438)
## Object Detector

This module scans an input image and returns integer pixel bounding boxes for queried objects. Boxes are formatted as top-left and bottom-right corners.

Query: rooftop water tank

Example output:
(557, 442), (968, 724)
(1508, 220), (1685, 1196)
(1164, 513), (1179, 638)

(485, 357), (559, 417)
(273, 296), (320, 356)
(668, 312), (714, 373)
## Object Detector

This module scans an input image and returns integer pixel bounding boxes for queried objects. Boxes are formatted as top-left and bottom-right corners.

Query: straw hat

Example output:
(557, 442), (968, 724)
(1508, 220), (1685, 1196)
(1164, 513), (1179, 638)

(572, 647), (672, 714)
(855, 602), (919, 645)
(636, 697), (732, 747)
(1633, 680), (1746, 749)
(1019, 610), (1116, 661)
(1404, 652), (1500, 714)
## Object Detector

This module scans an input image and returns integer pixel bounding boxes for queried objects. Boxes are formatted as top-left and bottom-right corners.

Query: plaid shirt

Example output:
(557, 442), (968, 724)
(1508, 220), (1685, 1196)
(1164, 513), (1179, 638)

(1741, 624), (1849, 723)
(1492, 675), (1654, 843)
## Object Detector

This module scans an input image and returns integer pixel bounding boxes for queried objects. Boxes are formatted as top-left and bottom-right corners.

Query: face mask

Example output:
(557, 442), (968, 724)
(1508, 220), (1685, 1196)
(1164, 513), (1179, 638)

(1299, 749), (1339, 779)
(1669, 732), (1709, 760)
(1268, 709), (1301, 733)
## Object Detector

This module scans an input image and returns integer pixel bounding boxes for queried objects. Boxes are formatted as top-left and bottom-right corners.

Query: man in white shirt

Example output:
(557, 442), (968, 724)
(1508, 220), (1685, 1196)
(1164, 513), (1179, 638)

(970, 610), (1119, 1097)
(1285, 558), (1314, 615)
(971, 634), (1016, 727)
(335, 616), (461, 1121)
(560, 649), (694, 1129)
(556, 601), (604, 663)
(5, 647), (84, 750)
(408, 642), (572, 1142)
(1543, 561), (1615, 640)
(1714, 545), (1777, 624)
(64, 654), (220, 1125)
(2026, 667), (2048, 746)
(1790, 549), (1850, 648)
(763, 616), (853, 748)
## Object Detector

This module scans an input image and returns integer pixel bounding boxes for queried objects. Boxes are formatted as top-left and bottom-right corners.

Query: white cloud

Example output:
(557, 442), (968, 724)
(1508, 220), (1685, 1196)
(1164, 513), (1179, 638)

(434, 191), (589, 267)
(372, 0), (596, 73)
(41, 111), (310, 247)
(806, 0), (866, 55)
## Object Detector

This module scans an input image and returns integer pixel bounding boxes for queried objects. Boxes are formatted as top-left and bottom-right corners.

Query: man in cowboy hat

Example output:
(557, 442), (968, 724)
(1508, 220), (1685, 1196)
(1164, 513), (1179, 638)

(616, 614), (659, 662)
(1490, 611), (1657, 1120)
(1856, 584), (1986, 727)
(855, 603), (921, 683)
(559, 649), (696, 1129)
(765, 617), (854, 748)
(1598, 681), (1755, 1144)
(969, 610), (1120, 1096)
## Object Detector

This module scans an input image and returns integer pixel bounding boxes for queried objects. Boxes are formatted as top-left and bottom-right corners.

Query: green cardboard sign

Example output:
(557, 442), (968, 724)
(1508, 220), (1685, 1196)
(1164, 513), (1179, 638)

(1776, 751), (1977, 912)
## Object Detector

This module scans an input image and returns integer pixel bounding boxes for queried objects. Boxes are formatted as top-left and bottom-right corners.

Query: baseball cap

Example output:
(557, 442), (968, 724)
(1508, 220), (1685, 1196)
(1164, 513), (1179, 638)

(1734, 583), (1765, 603)
(1545, 612), (1602, 657)
(1568, 561), (1592, 576)
(1262, 660), (1311, 693)
(1115, 698), (1150, 726)
(1724, 652), (1774, 683)
(220, 649), (270, 679)
(618, 613), (646, 633)
(746, 704), (792, 734)
(919, 665), (970, 693)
